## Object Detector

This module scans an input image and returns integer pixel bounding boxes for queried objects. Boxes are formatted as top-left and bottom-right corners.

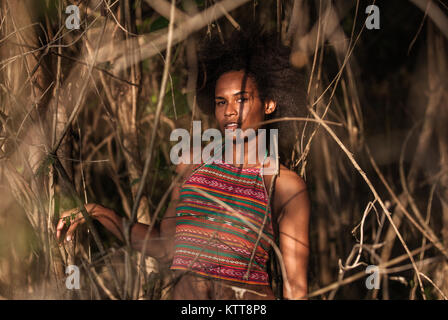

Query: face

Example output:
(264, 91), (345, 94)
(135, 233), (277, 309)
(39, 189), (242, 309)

(214, 70), (276, 134)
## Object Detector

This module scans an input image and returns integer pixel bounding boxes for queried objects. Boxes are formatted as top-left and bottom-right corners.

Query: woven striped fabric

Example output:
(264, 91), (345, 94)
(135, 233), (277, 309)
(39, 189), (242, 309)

(170, 160), (274, 285)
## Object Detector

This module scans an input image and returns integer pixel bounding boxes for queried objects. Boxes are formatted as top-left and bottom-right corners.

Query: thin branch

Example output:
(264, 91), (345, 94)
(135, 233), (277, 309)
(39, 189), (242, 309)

(307, 106), (426, 297)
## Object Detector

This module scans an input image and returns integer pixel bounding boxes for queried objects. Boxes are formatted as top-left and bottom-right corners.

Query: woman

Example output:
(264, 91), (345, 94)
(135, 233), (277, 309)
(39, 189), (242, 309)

(57, 27), (310, 300)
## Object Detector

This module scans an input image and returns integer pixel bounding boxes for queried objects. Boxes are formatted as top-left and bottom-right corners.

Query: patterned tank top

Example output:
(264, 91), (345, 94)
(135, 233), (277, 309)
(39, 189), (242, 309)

(170, 159), (274, 285)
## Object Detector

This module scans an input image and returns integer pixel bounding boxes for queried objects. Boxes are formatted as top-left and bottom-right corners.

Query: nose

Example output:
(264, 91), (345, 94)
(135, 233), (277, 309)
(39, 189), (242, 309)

(224, 101), (239, 117)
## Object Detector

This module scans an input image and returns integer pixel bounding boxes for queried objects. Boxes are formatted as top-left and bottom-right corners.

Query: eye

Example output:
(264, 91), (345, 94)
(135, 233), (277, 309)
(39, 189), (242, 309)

(237, 97), (248, 103)
(215, 100), (226, 106)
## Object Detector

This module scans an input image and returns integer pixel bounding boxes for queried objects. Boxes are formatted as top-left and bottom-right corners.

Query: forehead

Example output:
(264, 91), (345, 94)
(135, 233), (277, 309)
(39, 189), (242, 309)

(215, 70), (257, 95)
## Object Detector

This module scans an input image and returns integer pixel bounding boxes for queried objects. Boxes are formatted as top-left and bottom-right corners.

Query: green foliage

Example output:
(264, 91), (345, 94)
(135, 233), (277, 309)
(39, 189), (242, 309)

(137, 16), (155, 34)
(40, 0), (59, 23)
(56, 193), (77, 216)
(35, 154), (55, 177)
(1, 0), (447, 301)
(163, 74), (190, 119)
(423, 286), (437, 300)
(150, 16), (169, 32)
(131, 178), (141, 186)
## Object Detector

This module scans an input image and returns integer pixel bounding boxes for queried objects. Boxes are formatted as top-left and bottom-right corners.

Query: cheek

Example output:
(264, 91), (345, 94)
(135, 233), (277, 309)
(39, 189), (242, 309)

(215, 108), (224, 124)
(214, 105), (219, 117)
(251, 102), (265, 120)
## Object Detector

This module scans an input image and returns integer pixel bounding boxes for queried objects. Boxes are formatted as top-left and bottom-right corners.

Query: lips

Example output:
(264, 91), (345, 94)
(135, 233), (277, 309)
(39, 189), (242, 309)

(224, 122), (238, 129)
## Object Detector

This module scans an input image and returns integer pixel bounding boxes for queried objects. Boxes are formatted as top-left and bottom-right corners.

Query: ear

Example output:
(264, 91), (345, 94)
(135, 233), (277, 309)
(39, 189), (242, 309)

(264, 99), (277, 115)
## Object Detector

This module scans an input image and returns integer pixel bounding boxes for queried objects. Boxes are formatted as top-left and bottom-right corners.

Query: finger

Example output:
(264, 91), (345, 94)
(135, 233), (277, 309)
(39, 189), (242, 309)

(84, 203), (100, 217)
(60, 209), (76, 218)
(57, 217), (73, 241)
(56, 209), (79, 240)
(65, 221), (80, 242)
(57, 217), (71, 240)
(65, 212), (87, 242)
(56, 218), (66, 240)
(84, 203), (93, 212)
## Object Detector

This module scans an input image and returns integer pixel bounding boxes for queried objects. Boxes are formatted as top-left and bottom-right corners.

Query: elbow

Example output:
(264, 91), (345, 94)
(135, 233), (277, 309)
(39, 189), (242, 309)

(284, 283), (308, 300)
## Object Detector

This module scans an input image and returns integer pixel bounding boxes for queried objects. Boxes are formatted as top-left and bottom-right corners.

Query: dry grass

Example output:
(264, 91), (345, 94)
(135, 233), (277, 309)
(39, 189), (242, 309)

(0, 0), (447, 300)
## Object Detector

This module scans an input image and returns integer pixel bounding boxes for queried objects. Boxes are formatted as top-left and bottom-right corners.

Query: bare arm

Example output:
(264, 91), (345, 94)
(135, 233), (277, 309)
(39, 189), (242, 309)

(56, 163), (192, 263)
(56, 203), (170, 260)
(129, 177), (182, 263)
(274, 170), (310, 299)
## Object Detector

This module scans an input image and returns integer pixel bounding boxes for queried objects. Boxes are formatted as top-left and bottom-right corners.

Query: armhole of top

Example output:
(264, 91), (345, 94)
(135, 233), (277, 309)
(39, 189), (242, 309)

(260, 168), (271, 202)
(260, 150), (283, 239)
(260, 148), (271, 201)
(178, 162), (204, 190)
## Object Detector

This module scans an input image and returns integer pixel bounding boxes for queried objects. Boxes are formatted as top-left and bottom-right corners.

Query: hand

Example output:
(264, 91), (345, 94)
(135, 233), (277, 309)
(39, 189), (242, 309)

(56, 203), (104, 243)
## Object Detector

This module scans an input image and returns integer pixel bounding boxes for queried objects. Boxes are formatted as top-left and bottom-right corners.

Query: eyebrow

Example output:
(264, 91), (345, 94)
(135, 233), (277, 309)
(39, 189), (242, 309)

(215, 91), (250, 99)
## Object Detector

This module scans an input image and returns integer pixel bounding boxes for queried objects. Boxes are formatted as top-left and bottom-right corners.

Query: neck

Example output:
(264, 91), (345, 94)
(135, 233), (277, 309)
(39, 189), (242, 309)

(225, 134), (266, 168)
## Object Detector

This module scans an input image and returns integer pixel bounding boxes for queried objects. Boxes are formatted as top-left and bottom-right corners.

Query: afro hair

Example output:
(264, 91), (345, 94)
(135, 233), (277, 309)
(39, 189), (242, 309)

(196, 25), (308, 166)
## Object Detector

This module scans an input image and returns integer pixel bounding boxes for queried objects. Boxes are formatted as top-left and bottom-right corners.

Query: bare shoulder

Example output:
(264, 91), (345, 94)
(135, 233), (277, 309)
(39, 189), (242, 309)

(174, 148), (200, 182)
(269, 164), (309, 222)
(165, 161), (197, 218)
(175, 161), (195, 177)
(275, 164), (307, 197)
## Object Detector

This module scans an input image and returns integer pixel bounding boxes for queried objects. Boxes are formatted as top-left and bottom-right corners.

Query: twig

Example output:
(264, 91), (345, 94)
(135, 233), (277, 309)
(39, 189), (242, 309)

(53, 156), (124, 299)
(307, 243), (433, 298)
(51, 15), (108, 154)
(258, 117), (342, 127)
(129, 0), (176, 224)
(365, 136), (448, 260)
(111, 0), (251, 73)
(307, 106), (426, 298)
(49, 50), (139, 87)
(409, 0), (448, 40)
(338, 200), (377, 271)
(410, 181), (437, 299)
(419, 272), (448, 300)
